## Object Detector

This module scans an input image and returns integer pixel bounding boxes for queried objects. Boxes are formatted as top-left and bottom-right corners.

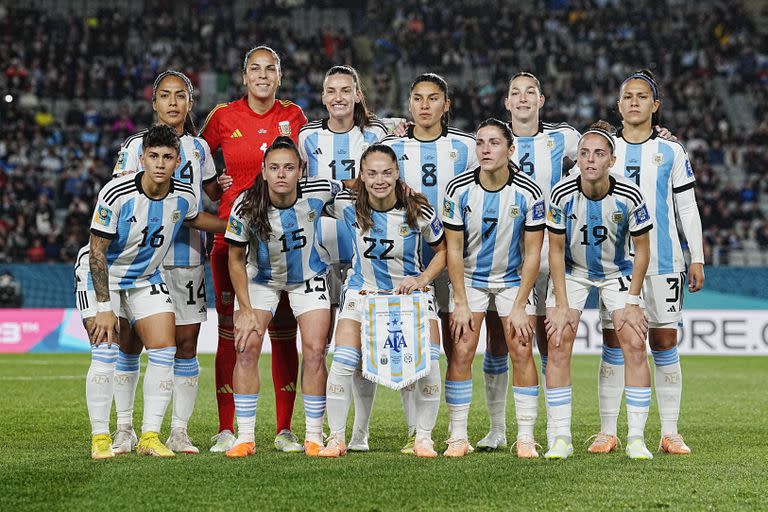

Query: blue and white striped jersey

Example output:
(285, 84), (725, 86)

(547, 173), (653, 280)
(298, 118), (388, 265)
(613, 129), (696, 276)
(442, 167), (546, 288)
(382, 126), (477, 266)
(225, 178), (341, 286)
(89, 173), (198, 290)
(73, 244), (90, 291)
(114, 130), (216, 267)
(326, 190), (445, 291)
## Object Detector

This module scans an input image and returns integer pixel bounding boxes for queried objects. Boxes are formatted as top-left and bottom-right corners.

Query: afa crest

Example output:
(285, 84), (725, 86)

(171, 210), (181, 223)
(652, 153), (664, 166)
(308, 211), (317, 223)
(399, 223), (410, 237)
(509, 205), (521, 218)
(611, 211), (625, 223)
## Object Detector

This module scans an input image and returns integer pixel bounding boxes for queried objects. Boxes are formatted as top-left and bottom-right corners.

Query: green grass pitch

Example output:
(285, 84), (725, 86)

(1, 354), (766, 511)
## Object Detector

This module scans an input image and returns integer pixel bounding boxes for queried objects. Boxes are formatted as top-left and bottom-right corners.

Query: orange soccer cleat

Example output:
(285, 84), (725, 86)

(225, 441), (255, 458)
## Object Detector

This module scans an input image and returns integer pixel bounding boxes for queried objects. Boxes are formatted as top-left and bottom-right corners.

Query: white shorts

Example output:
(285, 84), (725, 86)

(600, 272), (684, 329)
(339, 288), (438, 323)
(449, 284), (535, 317)
(547, 274), (632, 313)
(234, 275), (330, 318)
(326, 263), (351, 307)
(162, 265), (208, 325)
(75, 283), (175, 322)
(433, 271), (450, 314)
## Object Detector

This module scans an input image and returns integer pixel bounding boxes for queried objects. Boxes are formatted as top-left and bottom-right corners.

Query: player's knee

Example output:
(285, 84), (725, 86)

(448, 345), (475, 370)
(507, 339), (533, 363)
(547, 342), (572, 367)
(175, 336), (198, 359)
(236, 345), (261, 368)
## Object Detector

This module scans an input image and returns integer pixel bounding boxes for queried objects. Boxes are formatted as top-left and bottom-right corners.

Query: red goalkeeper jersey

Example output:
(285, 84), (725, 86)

(200, 96), (307, 219)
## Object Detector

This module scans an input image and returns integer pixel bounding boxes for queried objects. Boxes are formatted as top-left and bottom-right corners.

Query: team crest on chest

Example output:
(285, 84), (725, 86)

(399, 223), (410, 237)
(308, 210), (317, 223)
(509, 205), (521, 218)
(171, 210), (182, 223)
(547, 137), (555, 149)
(193, 150), (201, 161)
(611, 211), (625, 223)
(279, 121), (291, 136)
(652, 153), (664, 166)
(448, 149), (458, 161)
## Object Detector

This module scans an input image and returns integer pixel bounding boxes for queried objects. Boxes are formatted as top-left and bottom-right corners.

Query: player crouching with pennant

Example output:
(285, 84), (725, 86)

(320, 144), (446, 458)
(224, 137), (343, 458)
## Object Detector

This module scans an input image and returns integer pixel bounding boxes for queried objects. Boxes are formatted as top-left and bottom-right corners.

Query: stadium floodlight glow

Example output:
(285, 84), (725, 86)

(4, 94), (12, 103)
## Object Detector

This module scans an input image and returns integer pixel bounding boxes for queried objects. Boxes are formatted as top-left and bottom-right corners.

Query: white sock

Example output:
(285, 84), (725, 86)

(86, 344), (118, 435)
(303, 394), (325, 444)
(598, 346), (625, 436)
(234, 393), (259, 443)
(141, 347), (176, 434)
(415, 347), (442, 440)
(625, 386), (651, 439)
(114, 351), (140, 428)
(351, 368), (377, 438)
(327, 346), (361, 441)
(546, 386), (572, 443)
(445, 379), (472, 441)
(513, 386), (539, 439)
(482, 351), (509, 435)
(400, 382), (417, 437)
(171, 356), (199, 430)
(652, 347), (682, 436)
(541, 355), (553, 446)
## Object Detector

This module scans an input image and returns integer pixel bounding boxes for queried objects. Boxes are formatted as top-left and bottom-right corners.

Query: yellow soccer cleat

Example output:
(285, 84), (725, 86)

(136, 432), (176, 458)
(587, 432), (619, 454)
(660, 434), (691, 455)
(91, 433), (114, 460)
(625, 437), (653, 460)
(400, 434), (416, 455)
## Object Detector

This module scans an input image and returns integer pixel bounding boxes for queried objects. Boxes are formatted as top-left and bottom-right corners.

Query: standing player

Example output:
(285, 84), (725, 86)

(442, 119), (545, 458)
(297, 65), (388, 453)
(85, 125), (225, 459)
(109, 71), (230, 454)
(320, 144), (446, 458)
(380, 73), (477, 454)
(200, 46), (308, 453)
(223, 137), (340, 457)
(477, 72), (581, 451)
(545, 121), (653, 460)
(588, 70), (704, 455)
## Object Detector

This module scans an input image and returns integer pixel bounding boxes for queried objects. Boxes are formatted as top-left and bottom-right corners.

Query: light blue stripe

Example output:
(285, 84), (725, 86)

(517, 137), (535, 179)
(549, 131), (565, 191)
(174, 357), (200, 377)
(279, 208), (304, 284)
(656, 143), (674, 274)
(386, 299), (404, 381)
(483, 352), (509, 375)
(430, 344), (440, 361)
(371, 210), (394, 290)
(586, 198), (605, 279)
(173, 195), (191, 266)
(613, 200), (630, 273)
(547, 399), (572, 406)
(303, 394), (326, 419)
(255, 237), (273, 282)
(92, 355), (118, 364)
(333, 346), (361, 367)
(445, 379), (473, 405)
(147, 347), (176, 367)
(120, 199), (164, 287)
(540, 355), (548, 373)
(513, 385), (539, 397)
(333, 131), (353, 180)
(602, 345), (625, 365)
(106, 198), (134, 275)
(564, 197), (574, 275)
(652, 347), (679, 366)
(306, 132), (319, 177)
(471, 191), (500, 287)
(420, 142), (439, 267)
(503, 191), (525, 286)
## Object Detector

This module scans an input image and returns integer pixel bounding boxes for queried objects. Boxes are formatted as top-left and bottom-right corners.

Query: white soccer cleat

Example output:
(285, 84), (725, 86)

(544, 437), (574, 460)
(476, 430), (508, 451)
(625, 437), (653, 460)
(112, 426), (137, 455)
(209, 429), (236, 453)
(274, 429), (304, 453)
(166, 427), (199, 454)
(348, 427), (370, 452)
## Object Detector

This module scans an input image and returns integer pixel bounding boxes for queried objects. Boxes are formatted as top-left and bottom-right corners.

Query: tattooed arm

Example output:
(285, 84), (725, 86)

(89, 234), (118, 346)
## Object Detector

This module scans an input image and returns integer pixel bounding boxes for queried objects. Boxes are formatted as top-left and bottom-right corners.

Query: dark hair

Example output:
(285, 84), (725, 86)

(239, 136), (302, 242)
(324, 65), (375, 130)
(153, 70), (197, 135)
(242, 45), (281, 74)
(508, 71), (542, 95)
(580, 120), (616, 154)
(356, 144), (431, 233)
(620, 68), (661, 125)
(409, 73), (451, 131)
(142, 124), (180, 154)
(476, 118), (516, 173)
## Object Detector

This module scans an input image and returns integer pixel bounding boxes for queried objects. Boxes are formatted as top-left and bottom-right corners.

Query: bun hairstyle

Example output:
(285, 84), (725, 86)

(621, 68), (661, 125)
(580, 120), (616, 154)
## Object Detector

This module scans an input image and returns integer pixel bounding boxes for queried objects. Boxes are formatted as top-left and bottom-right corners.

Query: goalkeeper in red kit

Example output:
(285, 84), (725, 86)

(200, 45), (308, 452)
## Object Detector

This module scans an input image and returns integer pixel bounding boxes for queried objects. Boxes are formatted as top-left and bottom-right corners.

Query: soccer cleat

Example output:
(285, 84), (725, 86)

(112, 427), (137, 455)
(413, 438), (438, 458)
(225, 441), (255, 458)
(165, 427), (199, 454)
(209, 430), (236, 453)
(512, 436), (540, 459)
(659, 434), (691, 454)
(304, 439), (324, 457)
(476, 431), (508, 451)
(544, 437), (574, 460)
(348, 427), (370, 452)
(443, 438), (470, 458)
(274, 429), (304, 453)
(625, 437), (653, 460)
(587, 432), (619, 454)
(317, 434), (347, 458)
(91, 434), (114, 460)
(136, 432), (175, 457)
(400, 434), (416, 455)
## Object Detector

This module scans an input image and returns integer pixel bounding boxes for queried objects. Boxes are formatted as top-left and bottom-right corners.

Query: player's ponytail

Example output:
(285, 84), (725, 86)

(356, 144), (430, 233)
(620, 69), (662, 126)
(324, 66), (375, 131)
(153, 70), (197, 134)
(410, 73), (451, 131)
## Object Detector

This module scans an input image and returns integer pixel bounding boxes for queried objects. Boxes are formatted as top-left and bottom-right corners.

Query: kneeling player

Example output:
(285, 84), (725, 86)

(544, 122), (653, 460)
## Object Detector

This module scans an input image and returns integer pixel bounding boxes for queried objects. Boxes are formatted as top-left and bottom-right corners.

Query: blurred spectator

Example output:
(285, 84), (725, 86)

(0, 271), (22, 307)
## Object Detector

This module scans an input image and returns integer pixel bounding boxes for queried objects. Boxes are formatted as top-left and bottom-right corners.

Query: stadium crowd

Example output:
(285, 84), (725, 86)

(0, 0), (766, 264)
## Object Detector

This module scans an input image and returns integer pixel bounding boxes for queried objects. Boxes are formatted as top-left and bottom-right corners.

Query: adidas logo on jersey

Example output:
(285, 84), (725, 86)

(313, 147), (323, 155)
(166, 297), (172, 304)
(318, 294), (327, 301)
(399, 154), (409, 161)
(667, 305), (677, 313)
(127, 216), (137, 223)
(230, 129), (243, 138)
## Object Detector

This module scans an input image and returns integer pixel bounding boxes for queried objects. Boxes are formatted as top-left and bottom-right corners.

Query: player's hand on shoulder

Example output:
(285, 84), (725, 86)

(217, 171), (233, 192)
(655, 125), (678, 142)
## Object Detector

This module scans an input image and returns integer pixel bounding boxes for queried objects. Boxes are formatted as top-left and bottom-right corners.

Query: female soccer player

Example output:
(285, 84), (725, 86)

(588, 70), (704, 455)
(201, 46), (308, 453)
(320, 144), (446, 458)
(442, 119), (545, 458)
(545, 121), (653, 460)
(223, 137), (340, 458)
(110, 70), (231, 455)
(380, 73), (477, 454)
(85, 125), (225, 459)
